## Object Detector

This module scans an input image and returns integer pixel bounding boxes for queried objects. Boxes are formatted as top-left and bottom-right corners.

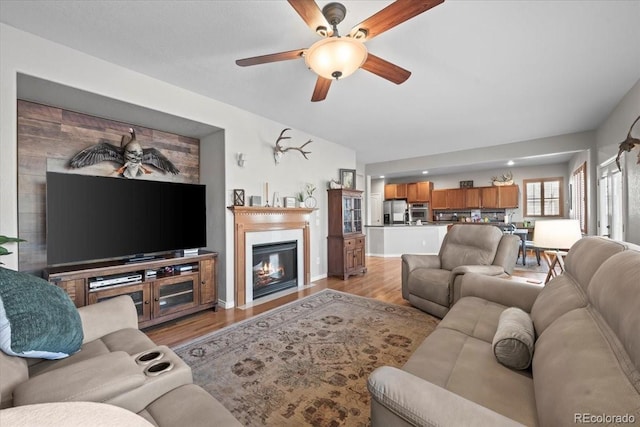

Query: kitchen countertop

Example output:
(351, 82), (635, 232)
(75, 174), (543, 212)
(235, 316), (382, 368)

(366, 223), (446, 227)
(367, 224), (448, 257)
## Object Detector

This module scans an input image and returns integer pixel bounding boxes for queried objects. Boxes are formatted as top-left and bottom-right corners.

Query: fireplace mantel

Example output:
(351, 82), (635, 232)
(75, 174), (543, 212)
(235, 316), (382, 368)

(228, 206), (315, 306)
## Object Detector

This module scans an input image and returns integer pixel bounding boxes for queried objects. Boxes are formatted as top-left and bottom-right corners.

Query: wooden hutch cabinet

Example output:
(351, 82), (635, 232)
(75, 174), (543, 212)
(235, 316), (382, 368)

(327, 189), (367, 280)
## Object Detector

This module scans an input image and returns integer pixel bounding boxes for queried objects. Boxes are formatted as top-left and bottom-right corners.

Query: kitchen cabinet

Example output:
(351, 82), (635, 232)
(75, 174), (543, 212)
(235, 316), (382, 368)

(431, 189), (448, 209)
(407, 181), (432, 203)
(431, 185), (518, 210)
(463, 187), (499, 208)
(465, 188), (481, 208)
(498, 185), (519, 208)
(384, 183), (407, 200)
(430, 188), (466, 209)
(480, 186), (499, 208)
(447, 188), (467, 209)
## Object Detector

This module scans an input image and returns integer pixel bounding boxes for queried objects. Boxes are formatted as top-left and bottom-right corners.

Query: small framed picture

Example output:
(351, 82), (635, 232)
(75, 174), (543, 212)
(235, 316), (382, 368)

(339, 169), (356, 190)
(459, 180), (474, 188)
(233, 189), (245, 206)
(284, 197), (297, 208)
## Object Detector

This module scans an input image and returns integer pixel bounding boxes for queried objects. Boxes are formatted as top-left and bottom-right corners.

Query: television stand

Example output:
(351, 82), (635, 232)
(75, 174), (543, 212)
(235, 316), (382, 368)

(44, 251), (218, 329)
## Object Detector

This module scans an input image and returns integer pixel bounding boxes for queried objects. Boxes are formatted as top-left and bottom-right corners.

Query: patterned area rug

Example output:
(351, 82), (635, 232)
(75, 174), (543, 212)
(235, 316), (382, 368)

(175, 290), (438, 426)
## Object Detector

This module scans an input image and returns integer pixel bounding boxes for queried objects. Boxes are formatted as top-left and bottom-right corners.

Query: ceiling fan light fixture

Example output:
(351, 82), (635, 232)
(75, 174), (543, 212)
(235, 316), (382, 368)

(305, 37), (368, 80)
(315, 26), (328, 37)
(352, 28), (368, 40)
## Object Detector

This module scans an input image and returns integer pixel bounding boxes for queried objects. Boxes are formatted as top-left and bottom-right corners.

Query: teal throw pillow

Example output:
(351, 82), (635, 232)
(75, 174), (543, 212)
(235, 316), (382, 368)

(0, 267), (83, 359)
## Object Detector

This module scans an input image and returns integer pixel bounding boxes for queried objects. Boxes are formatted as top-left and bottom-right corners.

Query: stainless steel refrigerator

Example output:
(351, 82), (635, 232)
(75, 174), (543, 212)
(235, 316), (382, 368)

(383, 200), (408, 225)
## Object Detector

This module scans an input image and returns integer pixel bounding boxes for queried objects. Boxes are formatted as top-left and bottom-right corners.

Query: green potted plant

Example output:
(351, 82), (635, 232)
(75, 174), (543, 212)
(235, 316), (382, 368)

(0, 235), (25, 264)
(296, 192), (305, 207)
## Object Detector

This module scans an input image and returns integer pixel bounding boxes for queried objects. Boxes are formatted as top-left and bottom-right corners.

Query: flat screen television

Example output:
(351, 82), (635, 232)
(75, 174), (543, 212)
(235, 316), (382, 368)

(46, 172), (206, 266)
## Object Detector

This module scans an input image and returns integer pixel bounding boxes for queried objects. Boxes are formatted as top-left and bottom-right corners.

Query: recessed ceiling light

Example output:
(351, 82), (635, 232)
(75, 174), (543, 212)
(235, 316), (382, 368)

(507, 160), (515, 166)
(422, 171), (429, 174)
(379, 175), (385, 178)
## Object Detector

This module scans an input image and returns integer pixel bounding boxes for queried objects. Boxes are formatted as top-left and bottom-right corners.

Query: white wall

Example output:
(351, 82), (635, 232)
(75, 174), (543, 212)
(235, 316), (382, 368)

(0, 24), (356, 306)
(595, 78), (640, 244)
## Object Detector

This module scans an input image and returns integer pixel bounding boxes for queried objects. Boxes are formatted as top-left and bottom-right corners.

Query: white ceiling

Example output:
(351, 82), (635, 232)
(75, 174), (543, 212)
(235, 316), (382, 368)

(1, 0), (639, 173)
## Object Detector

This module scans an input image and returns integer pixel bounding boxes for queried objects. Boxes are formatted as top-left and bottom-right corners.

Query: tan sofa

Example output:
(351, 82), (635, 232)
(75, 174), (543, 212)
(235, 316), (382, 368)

(370, 236), (640, 426)
(402, 224), (520, 318)
(0, 295), (241, 426)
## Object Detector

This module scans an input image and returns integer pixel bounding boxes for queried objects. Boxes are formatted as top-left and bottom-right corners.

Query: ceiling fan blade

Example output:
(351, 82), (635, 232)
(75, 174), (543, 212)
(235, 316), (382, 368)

(311, 76), (332, 102)
(349, 0), (444, 41)
(236, 49), (306, 67)
(287, 0), (333, 36)
(361, 53), (411, 85)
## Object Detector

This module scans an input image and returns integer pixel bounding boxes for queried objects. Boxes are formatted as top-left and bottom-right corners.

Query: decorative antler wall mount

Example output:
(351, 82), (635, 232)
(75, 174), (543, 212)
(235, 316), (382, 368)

(273, 128), (312, 164)
(616, 115), (640, 171)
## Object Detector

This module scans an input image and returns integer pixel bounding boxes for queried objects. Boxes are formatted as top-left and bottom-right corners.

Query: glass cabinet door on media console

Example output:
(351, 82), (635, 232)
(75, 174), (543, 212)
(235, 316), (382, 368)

(88, 283), (152, 323)
(154, 273), (199, 317)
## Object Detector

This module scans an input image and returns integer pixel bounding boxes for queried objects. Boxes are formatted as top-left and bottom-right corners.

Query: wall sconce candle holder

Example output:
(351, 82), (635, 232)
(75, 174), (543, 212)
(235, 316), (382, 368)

(236, 153), (246, 168)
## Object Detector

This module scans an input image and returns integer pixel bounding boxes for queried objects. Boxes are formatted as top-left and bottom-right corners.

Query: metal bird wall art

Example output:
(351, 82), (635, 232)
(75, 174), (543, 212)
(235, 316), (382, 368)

(616, 115), (640, 171)
(69, 128), (180, 178)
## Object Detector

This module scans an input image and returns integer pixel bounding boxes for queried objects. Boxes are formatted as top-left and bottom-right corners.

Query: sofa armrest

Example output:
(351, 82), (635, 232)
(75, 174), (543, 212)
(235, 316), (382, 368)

(401, 254), (441, 271)
(14, 351), (145, 406)
(451, 264), (506, 277)
(401, 255), (442, 300)
(459, 273), (543, 312)
(78, 295), (139, 343)
(368, 366), (524, 427)
(450, 265), (507, 304)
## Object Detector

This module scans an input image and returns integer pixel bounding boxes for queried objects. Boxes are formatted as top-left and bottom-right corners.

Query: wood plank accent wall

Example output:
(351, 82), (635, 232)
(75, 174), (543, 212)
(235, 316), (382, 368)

(17, 100), (200, 274)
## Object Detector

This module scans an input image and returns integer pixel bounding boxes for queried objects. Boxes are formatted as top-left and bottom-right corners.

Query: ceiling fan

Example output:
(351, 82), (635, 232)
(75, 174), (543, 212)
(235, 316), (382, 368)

(236, 0), (444, 102)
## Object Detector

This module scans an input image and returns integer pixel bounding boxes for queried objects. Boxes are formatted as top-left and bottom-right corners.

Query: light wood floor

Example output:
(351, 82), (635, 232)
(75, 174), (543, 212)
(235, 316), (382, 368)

(144, 256), (547, 348)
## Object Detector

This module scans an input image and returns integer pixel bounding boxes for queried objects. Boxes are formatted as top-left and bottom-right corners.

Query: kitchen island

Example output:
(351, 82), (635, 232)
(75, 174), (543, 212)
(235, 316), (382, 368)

(366, 224), (448, 257)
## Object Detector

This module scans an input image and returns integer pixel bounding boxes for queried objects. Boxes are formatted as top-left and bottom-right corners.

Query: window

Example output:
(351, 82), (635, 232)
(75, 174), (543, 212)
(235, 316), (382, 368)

(523, 177), (564, 217)
(571, 162), (587, 233)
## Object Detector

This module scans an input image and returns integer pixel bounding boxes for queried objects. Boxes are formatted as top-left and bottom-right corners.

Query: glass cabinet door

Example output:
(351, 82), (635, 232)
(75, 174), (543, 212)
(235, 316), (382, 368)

(342, 195), (363, 234)
(89, 283), (151, 322)
(353, 197), (362, 233)
(154, 273), (199, 317)
(343, 196), (353, 233)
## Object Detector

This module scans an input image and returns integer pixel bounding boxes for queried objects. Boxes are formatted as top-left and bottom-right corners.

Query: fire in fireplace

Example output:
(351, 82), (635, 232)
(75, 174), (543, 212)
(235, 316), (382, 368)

(252, 240), (298, 299)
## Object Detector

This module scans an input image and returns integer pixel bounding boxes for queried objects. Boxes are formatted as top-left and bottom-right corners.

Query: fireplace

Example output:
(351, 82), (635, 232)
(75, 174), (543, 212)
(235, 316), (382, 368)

(252, 240), (298, 299)
(229, 206), (314, 307)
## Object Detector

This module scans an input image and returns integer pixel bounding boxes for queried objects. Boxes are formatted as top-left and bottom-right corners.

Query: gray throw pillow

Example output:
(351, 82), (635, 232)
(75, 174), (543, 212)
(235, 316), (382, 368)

(492, 307), (535, 370)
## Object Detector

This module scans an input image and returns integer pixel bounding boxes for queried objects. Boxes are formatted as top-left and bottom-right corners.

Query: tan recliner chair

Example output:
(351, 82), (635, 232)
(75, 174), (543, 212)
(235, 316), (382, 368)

(402, 224), (520, 318)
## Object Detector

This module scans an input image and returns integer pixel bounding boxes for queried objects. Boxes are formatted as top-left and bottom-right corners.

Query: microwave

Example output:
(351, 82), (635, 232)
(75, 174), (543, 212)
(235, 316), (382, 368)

(410, 203), (429, 221)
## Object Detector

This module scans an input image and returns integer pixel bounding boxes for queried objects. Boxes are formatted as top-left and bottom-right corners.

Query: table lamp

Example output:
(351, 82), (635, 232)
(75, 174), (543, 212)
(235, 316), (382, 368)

(533, 219), (583, 282)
